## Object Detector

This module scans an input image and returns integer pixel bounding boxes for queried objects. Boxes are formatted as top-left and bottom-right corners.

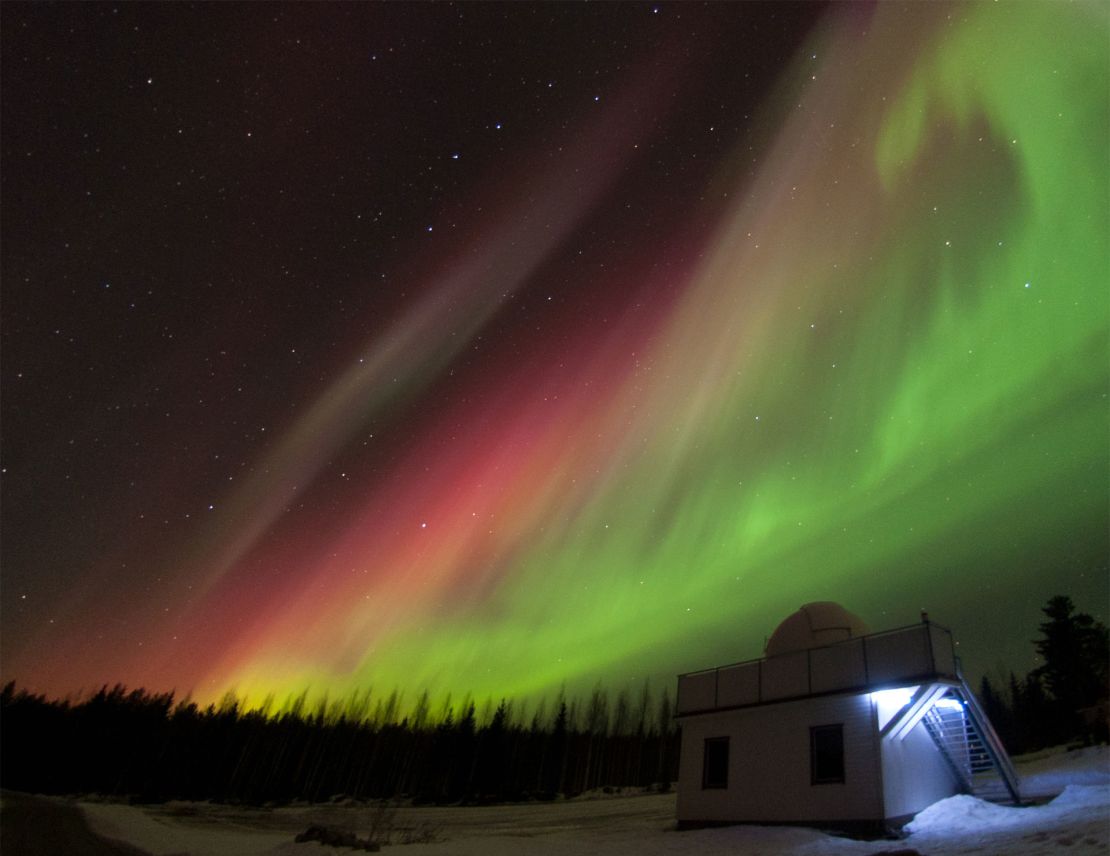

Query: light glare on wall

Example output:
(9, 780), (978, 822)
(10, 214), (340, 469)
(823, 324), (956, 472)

(871, 685), (918, 730)
(869, 686), (916, 708)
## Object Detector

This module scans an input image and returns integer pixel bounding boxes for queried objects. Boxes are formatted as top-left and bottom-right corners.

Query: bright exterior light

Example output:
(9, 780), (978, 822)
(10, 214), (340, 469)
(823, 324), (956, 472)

(871, 686), (919, 730)
(870, 687), (916, 707)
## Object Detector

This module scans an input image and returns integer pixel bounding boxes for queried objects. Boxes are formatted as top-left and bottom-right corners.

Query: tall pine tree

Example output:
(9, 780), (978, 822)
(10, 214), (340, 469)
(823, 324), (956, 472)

(1033, 595), (1110, 743)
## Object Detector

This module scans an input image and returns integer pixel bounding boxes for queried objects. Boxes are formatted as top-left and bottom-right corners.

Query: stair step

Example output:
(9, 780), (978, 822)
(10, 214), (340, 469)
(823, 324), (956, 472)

(918, 683), (1021, 806)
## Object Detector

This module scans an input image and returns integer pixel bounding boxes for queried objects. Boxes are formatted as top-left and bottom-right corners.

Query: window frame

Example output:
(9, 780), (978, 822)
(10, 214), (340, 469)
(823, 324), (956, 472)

(702, 735), (730, 789)
(810, 723), (845, 785)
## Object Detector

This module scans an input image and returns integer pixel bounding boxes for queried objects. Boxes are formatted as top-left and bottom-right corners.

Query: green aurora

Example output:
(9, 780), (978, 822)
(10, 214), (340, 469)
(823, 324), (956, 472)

(4, 2), (1106, 711)
(202, 2), (1108, 709)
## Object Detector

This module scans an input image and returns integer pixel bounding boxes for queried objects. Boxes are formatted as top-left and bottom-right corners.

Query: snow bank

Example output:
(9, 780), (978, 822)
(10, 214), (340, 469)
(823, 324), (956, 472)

(906, 784), (1109, 836)
(905, 792), (1020, 833)
(904, 784), (1109, 855)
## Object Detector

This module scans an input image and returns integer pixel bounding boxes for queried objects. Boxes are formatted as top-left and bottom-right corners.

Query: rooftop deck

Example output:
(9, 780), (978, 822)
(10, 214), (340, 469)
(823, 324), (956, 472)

(676, 620), (958, 716)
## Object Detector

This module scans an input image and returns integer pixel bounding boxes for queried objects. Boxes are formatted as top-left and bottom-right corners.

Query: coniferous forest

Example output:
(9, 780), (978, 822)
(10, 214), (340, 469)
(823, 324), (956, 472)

(977, 595), (1109, 754)
(0, 681), (679, 805)
(1, 595), (1104, 806)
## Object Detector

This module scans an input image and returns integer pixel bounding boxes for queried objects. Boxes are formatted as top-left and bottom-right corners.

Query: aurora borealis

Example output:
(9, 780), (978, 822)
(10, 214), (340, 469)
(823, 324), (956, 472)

(2, 2), (1107, 711)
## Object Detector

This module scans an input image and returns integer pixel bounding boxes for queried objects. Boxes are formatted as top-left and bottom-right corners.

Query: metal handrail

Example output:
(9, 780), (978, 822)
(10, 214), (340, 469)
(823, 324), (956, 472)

(955, 673), (1022, 802)
(677, 621), (958, 713)
(677, 619), (952, 679)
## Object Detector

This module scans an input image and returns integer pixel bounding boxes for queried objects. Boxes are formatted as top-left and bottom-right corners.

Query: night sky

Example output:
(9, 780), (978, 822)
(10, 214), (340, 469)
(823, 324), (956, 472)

(2, 2), (1107, 710)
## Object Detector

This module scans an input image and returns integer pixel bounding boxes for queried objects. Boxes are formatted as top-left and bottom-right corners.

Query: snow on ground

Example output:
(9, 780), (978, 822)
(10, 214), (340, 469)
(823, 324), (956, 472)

(1016, 743), (1110, 800)
(905, 784), (1108, 855)
(77, 745), (1110, 856)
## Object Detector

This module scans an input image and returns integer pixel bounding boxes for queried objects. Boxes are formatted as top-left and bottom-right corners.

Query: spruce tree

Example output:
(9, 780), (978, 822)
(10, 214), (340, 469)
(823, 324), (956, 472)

(1033, 595), (1110, 742)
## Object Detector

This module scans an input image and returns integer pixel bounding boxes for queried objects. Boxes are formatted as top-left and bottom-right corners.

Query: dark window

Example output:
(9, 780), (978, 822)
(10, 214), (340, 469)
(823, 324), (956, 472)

(702, 736), (729, 789)
(811, 724), (845, 784)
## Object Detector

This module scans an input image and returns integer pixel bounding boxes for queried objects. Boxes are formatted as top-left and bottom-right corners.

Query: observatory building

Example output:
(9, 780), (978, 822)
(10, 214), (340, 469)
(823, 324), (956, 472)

(675, 602), (1019, 831)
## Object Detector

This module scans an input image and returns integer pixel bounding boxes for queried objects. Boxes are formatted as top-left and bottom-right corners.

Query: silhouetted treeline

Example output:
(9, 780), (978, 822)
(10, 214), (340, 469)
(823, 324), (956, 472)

(0, 681), (680, 805)
(978, 595), (1109, 754)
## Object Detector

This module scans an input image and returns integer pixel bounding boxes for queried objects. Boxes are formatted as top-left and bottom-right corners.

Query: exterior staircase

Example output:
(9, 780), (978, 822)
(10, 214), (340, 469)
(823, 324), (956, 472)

(920, 680), (1021, 804)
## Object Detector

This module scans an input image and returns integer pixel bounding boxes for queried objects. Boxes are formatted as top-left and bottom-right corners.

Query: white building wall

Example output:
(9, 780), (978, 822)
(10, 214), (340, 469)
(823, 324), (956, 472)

(677, 692), (883, 824)
(880, 719), (959, 820)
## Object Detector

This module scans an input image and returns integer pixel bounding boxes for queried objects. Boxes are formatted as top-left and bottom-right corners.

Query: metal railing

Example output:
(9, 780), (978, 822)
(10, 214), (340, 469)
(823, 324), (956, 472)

(676, 621), (957, 715)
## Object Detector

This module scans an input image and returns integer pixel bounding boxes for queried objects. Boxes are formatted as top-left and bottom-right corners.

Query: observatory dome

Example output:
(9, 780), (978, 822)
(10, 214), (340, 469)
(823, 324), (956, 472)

(765, 602), (871, 657)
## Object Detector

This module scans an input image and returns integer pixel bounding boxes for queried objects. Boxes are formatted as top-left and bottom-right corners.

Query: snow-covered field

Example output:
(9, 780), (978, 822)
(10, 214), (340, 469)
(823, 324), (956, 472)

(61, 744), (1110, 855)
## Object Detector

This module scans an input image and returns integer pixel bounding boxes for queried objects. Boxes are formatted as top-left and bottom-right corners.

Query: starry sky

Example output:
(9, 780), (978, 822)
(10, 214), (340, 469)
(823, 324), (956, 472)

(2, 2), (1107, 710)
